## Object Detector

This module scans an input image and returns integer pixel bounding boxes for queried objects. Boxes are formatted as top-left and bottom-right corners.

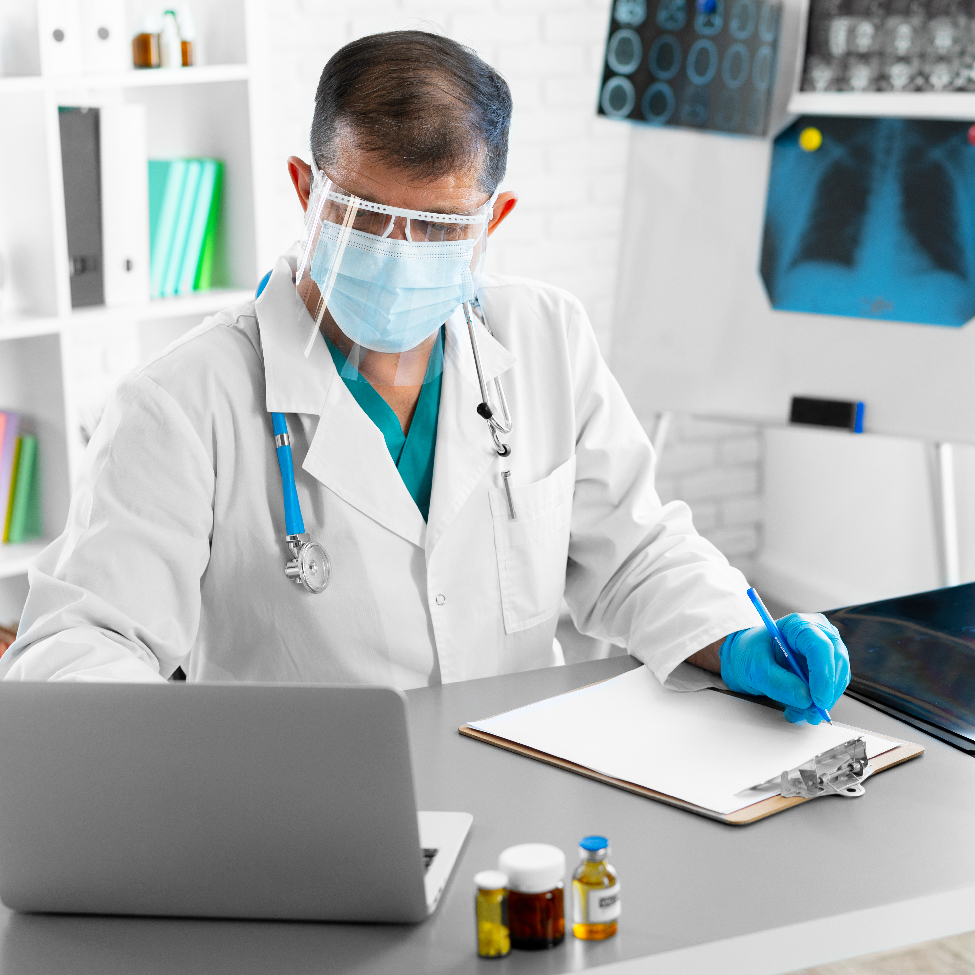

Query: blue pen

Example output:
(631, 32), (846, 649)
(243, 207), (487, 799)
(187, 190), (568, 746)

(746, 587), (833, 725)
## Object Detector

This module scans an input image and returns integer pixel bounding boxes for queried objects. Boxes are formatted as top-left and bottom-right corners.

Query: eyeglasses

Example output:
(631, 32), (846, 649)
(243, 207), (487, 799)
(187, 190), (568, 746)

(316, 175), (494, 243)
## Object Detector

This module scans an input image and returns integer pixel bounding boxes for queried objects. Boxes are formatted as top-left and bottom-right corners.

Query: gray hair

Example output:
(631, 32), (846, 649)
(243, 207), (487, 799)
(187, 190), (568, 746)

(310, 31), (513, 195)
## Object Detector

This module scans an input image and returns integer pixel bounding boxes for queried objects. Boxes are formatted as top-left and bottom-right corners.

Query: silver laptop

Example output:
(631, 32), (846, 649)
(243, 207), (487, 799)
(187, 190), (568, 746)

(0, 682), (471, 922)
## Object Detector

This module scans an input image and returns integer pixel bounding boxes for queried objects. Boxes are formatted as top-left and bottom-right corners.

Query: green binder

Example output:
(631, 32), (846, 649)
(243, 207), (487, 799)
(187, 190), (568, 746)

(7, 435), (37, 544)
(194, 160), (223, 291)
(149, 160), (188, 299)
(161, 159), (202, 298)
(176, 159), (218, 295)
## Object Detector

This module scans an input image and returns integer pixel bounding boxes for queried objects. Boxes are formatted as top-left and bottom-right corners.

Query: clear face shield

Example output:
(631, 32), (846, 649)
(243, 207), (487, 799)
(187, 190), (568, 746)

(294, 170), (496, 386)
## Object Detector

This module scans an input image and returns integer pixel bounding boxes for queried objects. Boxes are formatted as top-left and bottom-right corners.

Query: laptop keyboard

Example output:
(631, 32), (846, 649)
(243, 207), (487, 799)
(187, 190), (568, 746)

(422, 848), (439, 872)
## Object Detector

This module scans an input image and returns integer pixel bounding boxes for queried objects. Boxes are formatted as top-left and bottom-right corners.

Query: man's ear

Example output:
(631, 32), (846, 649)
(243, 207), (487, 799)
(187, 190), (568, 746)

(288, 156), (313, 213)
(487, 191), (518, 237)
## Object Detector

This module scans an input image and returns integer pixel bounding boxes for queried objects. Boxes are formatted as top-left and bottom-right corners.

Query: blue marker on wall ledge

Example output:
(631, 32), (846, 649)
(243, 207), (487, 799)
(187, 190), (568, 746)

(747, 587), (833, 725)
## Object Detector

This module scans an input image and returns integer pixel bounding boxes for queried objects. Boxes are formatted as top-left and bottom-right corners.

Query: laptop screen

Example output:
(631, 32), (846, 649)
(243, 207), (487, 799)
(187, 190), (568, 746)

(826, 582), (975, 745)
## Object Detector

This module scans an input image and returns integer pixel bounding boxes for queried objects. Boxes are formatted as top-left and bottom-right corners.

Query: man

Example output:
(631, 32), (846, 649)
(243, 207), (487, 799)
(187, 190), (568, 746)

(1, 32), (849, 723)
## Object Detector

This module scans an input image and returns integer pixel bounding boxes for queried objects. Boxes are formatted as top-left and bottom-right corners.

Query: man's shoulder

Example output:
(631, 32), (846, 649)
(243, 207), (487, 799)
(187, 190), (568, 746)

(477, 273), (584, 315)
(476, 273), (592, 354)
(135, 297), (263, 398)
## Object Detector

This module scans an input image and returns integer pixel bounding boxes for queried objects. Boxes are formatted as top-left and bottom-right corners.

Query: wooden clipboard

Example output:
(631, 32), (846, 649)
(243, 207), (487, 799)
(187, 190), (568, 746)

(458, 721), (924, 826)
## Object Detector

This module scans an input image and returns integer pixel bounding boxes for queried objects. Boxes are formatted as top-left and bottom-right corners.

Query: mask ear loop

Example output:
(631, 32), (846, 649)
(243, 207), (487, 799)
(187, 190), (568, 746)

(303, 193), (361, 358)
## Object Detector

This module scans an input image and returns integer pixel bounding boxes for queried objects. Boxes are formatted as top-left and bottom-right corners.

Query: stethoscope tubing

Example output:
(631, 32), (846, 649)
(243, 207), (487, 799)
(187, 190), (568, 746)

(272, 412), (304, 537)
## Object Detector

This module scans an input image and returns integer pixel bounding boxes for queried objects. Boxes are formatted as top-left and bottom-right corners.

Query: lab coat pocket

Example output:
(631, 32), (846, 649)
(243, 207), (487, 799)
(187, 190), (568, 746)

(490, 455), (576, 634)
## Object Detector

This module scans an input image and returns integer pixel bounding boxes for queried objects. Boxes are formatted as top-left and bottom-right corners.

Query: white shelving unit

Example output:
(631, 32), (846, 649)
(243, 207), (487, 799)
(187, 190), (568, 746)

(0, 541), (47, 580)
(0, 0), (265, 627)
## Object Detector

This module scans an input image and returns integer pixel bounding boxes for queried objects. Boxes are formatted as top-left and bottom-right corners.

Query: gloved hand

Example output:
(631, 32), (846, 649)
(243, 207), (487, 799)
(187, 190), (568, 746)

(719, 614), (851, 724)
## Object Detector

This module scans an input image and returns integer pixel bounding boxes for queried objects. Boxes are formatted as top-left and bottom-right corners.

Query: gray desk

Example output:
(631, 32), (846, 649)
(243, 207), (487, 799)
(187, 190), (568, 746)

(2, 657), (975, 975)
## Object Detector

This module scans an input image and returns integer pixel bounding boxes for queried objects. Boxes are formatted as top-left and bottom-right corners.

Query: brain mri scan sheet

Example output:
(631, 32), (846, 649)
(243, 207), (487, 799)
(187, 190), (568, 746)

(801, 0), (975, 94)
(598, 0), (782, 134)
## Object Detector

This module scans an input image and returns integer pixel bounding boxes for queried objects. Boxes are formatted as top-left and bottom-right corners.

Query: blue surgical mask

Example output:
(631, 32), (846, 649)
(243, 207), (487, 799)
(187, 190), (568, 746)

(309, 221), (477, 354)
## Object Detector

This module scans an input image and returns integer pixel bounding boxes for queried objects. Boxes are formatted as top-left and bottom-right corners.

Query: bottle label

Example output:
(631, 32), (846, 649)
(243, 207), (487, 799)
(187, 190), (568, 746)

(574, 883), (621, 923)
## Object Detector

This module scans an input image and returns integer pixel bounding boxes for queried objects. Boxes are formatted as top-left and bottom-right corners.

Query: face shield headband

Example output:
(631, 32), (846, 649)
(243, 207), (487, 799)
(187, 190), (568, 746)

(294, 170), (497, 387)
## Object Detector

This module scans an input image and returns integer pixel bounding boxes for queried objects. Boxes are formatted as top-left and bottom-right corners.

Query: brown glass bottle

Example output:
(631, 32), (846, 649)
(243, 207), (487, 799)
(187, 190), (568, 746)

(132, 32), (159, 69)
(498, 844), (566, 950)
(507, 886), (565, 949)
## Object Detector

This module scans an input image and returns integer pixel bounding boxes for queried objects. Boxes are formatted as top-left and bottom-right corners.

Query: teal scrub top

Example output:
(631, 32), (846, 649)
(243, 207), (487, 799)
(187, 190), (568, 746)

(324, 332), (443, 522)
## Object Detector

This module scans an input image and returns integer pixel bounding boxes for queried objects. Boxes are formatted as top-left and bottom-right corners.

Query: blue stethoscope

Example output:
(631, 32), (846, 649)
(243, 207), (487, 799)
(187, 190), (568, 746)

(271, 412), (331, 593)
(271, 298), (512, 594)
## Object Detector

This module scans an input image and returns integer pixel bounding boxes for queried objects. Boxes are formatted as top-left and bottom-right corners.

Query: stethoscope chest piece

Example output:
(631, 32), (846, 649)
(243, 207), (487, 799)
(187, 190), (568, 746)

(285, 533), (331, 593)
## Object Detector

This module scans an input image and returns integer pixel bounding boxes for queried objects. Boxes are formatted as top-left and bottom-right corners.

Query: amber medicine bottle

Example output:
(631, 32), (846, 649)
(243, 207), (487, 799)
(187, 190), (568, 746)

(474, 870), (510, 959)
(498, 844), (565, 950)
(132, 30), (159, 68)
(572, 835), (620, 940)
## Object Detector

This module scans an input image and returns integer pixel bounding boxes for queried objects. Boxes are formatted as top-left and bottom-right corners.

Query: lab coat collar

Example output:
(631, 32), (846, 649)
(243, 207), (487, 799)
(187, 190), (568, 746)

(304, 368), (427, 548)
(256, 253), (335, 417)
(443, 301), (517, 390)
(256, 253), (517, 550)
(257, 251), (425, 545)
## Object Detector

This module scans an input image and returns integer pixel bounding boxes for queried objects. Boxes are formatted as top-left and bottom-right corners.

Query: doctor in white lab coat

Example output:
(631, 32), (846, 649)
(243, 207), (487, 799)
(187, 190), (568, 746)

(1, 31), (850, 722)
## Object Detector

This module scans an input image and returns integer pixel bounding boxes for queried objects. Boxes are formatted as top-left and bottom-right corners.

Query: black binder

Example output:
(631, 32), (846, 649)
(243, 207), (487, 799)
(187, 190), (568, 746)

(59, 106), (104, 308)
(826, 583), (975, 753)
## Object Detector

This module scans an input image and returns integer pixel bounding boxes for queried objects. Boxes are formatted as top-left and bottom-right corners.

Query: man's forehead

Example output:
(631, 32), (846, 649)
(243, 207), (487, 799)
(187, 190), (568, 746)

(325, 142), (490, 215)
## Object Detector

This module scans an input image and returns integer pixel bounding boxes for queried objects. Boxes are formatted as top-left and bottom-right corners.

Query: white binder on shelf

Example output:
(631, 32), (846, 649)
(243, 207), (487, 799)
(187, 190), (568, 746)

(36, 0), (84, 76)
(80, 0), (128, 74)
(99, 104), (150, 307)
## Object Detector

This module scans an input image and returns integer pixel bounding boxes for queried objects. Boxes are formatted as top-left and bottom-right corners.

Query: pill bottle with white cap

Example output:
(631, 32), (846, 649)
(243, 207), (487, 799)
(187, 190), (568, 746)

(497, 843), (565, 950)
(474, 870), (510, 959)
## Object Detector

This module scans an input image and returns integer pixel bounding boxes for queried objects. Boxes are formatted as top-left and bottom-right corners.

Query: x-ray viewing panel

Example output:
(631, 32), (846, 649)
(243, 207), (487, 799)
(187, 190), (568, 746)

(827, 583), (975, 748)
(762, 116), (975, 326)
(609, 122), (975, 444)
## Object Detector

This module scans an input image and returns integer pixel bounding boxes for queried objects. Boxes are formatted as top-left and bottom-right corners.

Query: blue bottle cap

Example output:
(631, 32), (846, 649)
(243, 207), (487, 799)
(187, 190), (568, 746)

(580, 835), (608, 851)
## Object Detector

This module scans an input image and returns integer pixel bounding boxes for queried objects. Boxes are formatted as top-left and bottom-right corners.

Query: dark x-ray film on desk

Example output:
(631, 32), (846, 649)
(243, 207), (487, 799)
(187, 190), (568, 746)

(826, 582), (975, 752)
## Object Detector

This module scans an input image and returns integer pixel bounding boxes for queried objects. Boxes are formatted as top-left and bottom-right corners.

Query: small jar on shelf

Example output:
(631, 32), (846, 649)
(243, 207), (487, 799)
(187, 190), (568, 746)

(132, 17), (161, 69)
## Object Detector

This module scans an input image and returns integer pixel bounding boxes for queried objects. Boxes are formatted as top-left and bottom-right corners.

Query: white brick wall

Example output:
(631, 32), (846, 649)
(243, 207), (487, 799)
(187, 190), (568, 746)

(648, 416), (763, 581)
(252, 0), (764, 587)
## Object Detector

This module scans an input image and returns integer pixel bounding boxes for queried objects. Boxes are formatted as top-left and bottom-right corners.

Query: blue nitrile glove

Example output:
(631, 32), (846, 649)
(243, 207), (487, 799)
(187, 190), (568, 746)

(719, 614), (851, 724)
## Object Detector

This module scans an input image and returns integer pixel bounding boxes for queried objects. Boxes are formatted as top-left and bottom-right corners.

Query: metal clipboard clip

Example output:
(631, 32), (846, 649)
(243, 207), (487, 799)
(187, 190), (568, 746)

(754, 738), (873, 800)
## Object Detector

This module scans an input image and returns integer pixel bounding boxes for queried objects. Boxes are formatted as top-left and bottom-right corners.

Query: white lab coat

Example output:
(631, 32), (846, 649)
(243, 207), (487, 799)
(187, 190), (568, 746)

(1, 253), (759, 687)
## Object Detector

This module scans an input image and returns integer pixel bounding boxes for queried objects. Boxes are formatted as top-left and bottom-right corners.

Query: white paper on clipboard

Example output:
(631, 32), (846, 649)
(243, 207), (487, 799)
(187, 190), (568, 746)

(468, 666), (897, 815)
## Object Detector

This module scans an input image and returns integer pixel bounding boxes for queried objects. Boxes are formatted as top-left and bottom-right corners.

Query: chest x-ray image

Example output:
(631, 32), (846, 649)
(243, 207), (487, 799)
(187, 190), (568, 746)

(761, 116), (975, 326)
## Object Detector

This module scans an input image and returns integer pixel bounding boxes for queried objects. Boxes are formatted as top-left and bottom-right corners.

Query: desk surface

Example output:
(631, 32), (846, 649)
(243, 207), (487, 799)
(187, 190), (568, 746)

(2, 657), (975, 975)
